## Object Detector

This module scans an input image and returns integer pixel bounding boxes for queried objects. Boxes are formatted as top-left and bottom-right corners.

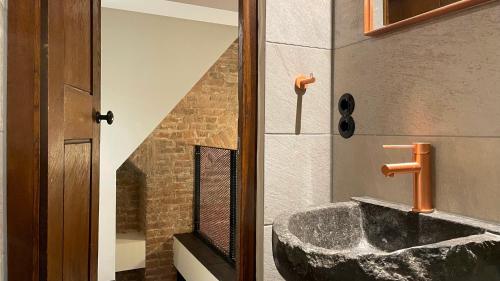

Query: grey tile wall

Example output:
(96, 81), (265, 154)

(263, 0), (333, 279)
(265, 43), (332, 134)
(266, 0), (332, 49)
(264, 135), (331, 225)
(333, 0), (500, 224)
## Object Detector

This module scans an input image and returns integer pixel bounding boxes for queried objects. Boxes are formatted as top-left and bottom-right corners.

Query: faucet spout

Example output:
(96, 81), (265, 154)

(381, 162), (421, 177)
(381, 143), (433, 213)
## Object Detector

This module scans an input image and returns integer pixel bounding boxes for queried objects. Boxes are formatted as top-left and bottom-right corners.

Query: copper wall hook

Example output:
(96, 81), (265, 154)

(295, 73), (316, 90)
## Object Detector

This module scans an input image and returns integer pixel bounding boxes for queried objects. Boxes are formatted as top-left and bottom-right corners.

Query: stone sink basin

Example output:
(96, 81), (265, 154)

(273, 197), (500, 281)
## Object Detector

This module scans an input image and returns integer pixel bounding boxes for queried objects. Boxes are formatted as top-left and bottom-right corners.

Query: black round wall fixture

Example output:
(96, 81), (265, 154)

(338, 93), (356, 138)
(338, 93), (355, 116)
(338, 115), (355, 139)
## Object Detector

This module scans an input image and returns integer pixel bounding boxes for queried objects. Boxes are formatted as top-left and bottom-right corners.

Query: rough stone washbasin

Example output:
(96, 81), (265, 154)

(272, 197), (500, 281)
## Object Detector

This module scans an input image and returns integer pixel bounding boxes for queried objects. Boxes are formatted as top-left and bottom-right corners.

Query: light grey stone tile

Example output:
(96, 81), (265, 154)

(264, 225), (285, 281)
(265, 43), (332, 134)
(334, 2), (500, 137)
(334, 0), (368, 49)
(266, 0), (332, 49)
(264, 134), (332, 224)
(333, 135), (500, 224)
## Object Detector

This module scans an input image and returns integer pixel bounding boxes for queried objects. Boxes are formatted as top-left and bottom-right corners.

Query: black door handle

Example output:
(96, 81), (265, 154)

(96, 111), (114, 125)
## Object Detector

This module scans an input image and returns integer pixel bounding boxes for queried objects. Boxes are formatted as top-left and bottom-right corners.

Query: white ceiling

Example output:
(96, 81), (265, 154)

(167, 0), (238, 12)
(102, 0), (238, 26)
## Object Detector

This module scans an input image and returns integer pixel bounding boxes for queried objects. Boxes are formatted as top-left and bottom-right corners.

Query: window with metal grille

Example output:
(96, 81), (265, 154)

(194, 145), (237, 264)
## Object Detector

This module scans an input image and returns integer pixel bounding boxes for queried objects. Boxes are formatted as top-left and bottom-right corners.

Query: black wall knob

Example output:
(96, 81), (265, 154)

(338, 115), (355, 139)
(96, 111), (114, 125)
(338, 93), (355, 116)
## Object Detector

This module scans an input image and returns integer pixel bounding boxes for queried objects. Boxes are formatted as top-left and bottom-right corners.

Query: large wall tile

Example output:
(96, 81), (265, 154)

(334, 0), (367, 48)
(266, 0), (332, 49)
(265, 43), (332, 134)
(264, 226), (285, 281)
(333, 135), (500, 223)
(264, 134), (332, 224)
(333, 2), (500, 137)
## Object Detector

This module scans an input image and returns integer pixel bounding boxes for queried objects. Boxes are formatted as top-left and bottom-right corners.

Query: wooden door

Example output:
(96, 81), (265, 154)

(8, 0), (100, 280)
(46, 1), (101, 280)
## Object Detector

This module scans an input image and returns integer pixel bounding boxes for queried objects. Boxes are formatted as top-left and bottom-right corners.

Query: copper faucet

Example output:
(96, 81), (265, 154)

(381, 143), (433, 213)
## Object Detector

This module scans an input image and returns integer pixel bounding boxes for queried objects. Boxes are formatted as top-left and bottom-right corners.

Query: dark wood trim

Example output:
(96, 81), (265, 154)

(7, 1), (42, 280)
(90, 1), (102, 280)
(8, 1), (101, 280)
(46, 1), (64, 280)
(365, 0), (497, 36)
(237, 0), (258, 280)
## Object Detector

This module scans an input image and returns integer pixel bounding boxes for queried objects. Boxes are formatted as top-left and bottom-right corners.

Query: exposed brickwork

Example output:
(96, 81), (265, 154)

(116, 160), (146, 233)
(116, 40), (238, 280)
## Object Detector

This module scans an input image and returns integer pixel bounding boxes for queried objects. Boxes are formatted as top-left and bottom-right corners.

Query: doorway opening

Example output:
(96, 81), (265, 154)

(100, 1), (242, 280)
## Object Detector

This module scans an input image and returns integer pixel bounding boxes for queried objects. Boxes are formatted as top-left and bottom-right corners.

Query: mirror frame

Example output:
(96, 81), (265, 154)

(364, 0), (495, 36)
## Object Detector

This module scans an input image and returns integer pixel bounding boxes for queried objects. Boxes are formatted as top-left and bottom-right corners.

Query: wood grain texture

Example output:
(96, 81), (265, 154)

(64, 86), (93, 140)
(237, 0), (258, 280)
(47, 0), (65, 279)
(90, 1), (101, 279)
(8, 0), (100, 280)
(63, 143), (92, 281)
(7, 0), (41, 280)
(64, 0), (92, 92)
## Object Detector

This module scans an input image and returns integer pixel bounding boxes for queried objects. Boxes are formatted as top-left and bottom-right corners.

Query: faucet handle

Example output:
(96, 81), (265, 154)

(383, 145), (415, 150)
(383, 143), (431, 154)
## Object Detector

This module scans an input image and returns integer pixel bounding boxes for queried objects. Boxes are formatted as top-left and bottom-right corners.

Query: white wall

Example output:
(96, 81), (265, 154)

(260, 0), (333, 280)
(0, 0), (6, 280)
(102, 0), (238, 26)
(100, 8), (237, 280)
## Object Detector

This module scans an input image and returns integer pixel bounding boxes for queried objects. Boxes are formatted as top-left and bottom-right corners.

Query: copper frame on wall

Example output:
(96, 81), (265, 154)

(364, 0), (496, 36)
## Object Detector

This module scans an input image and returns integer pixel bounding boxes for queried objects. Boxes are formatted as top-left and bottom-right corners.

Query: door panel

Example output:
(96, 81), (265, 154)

(7, 0), (100, 280)
(64, 86), (94, 140)
(48, 0), (100, 280)
(63, 143), (92, 281)
(64, 0), (92, 92)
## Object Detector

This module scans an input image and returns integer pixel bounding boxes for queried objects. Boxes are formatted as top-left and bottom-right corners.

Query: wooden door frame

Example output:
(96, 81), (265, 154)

(237, 0), (258, 280)
(7, 1), (101, 280)
(7, 0), (258, 280)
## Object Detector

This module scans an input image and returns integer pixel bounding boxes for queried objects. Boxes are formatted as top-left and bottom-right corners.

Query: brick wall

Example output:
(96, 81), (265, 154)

(116, 40), (238, 281)
(116, 160), (146, 233)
